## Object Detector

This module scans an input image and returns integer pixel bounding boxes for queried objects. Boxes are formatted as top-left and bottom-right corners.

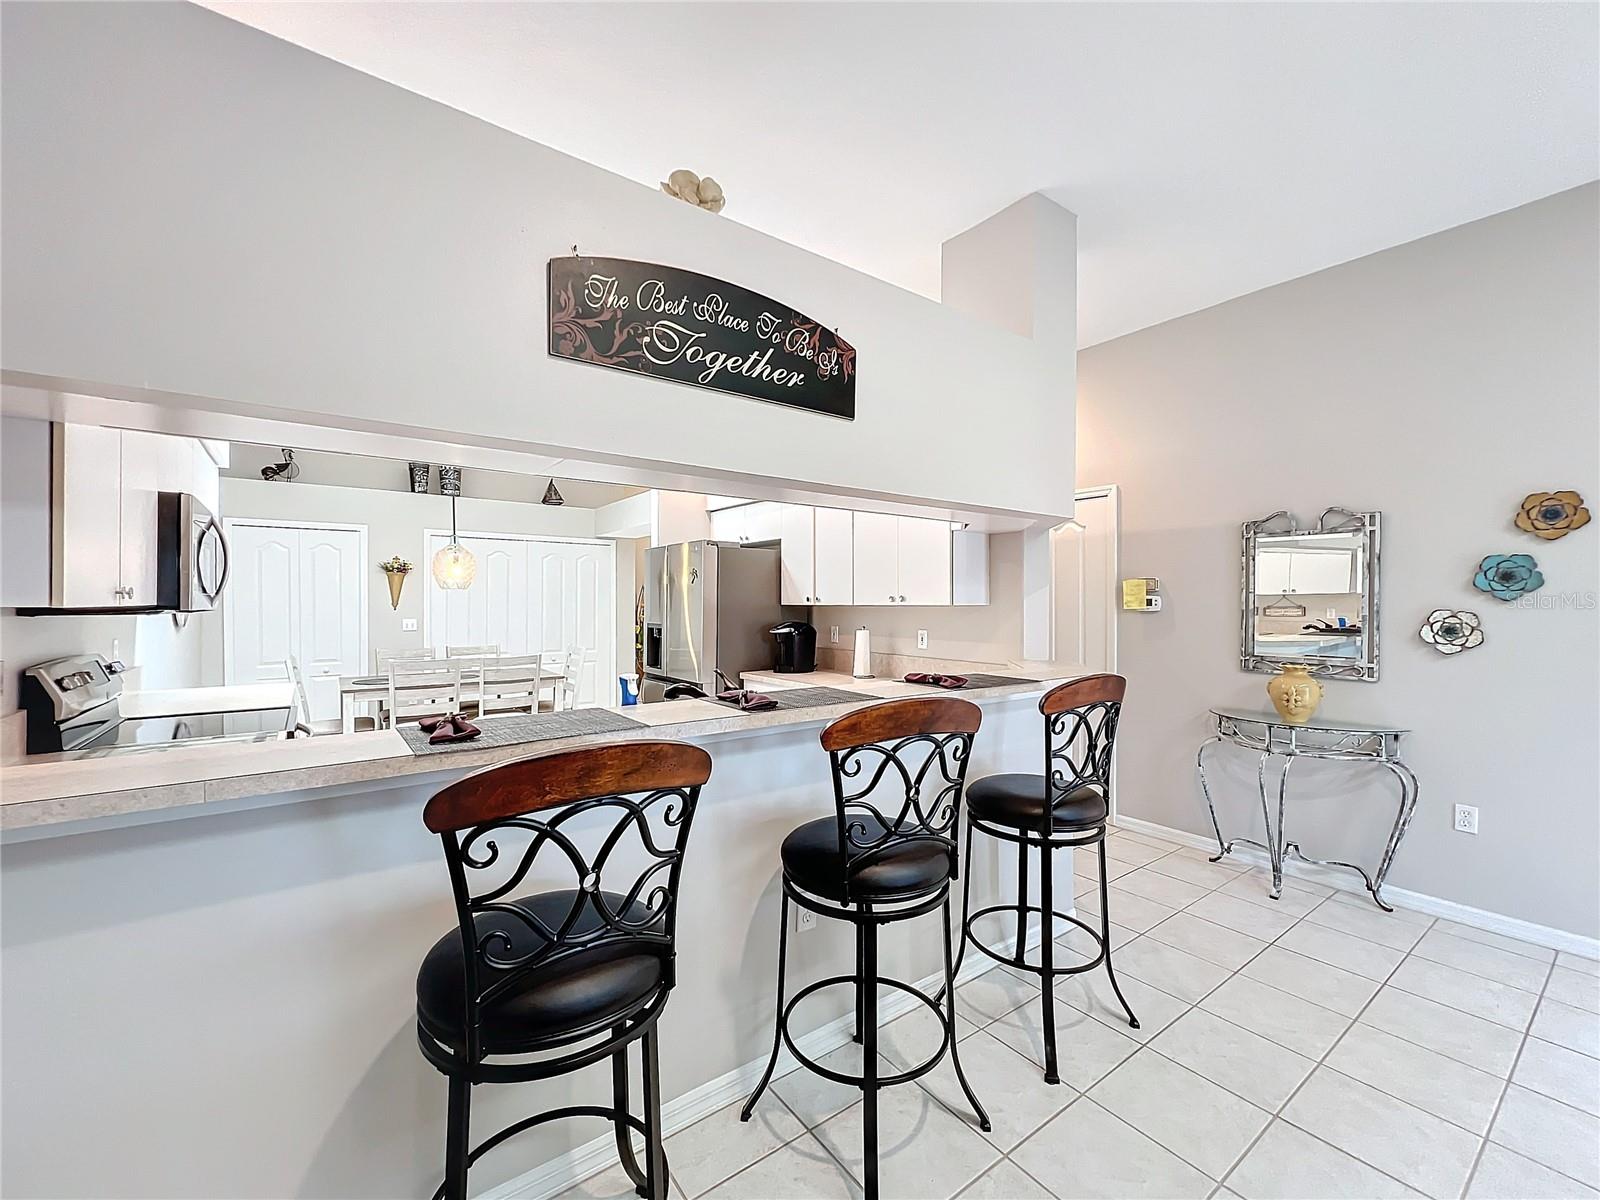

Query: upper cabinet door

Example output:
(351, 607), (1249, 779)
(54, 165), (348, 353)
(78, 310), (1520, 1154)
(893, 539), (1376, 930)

(1254, 549), (1294, 595)
(1289, 549), (1355, 595)
(707, 505), (746, 543)
(778, 504), (815, 604)
(896, 517), (952, 606)
(743, 501), (783, 544)
(116, 431), (164, 606)
(52, 424), (124, 607)
(852, 512), (899, 605)
(813, 508), (854, 606)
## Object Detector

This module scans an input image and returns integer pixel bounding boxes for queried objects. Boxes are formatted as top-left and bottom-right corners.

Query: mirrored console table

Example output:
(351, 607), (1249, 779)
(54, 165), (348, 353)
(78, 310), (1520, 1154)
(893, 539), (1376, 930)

(1196, 709), (1419, 911)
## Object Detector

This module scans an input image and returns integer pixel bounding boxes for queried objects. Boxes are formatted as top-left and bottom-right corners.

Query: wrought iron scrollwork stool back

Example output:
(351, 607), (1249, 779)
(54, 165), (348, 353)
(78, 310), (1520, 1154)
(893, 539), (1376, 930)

(950, 674), (1140, 1085)
(416, 741), (712, 1200)
(741, 697), (991, 1200)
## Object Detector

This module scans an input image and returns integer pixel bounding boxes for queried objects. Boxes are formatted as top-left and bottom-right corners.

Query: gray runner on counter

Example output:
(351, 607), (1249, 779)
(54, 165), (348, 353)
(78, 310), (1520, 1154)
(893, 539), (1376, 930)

(718, 686), (868, 712)
(398, 709), (647, 755)
(905, 674), (1038, 690)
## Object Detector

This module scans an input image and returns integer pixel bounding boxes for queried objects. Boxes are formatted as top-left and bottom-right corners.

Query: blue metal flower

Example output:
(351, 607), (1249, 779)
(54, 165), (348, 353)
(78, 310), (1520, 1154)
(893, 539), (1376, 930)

(1472, 553), (1544, 601)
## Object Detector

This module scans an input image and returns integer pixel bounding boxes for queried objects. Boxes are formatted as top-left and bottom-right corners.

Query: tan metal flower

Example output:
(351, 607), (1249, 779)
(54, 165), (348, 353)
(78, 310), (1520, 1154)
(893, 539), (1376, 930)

(1515, 490), (1590, 539)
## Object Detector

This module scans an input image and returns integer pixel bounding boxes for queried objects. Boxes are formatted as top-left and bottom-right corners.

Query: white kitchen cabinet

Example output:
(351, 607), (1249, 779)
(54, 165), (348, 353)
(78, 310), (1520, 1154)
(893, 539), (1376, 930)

(813, 507), (854, 605)
(896, 517), (952, 605)
(778, 504), (815, 603)
(952, 530), (989, 606)
(709, 501), (781, 545)
(852, 512), (901, 605)
(1255, 548), (1294, 596)
(190, 439), (221, 513)
(117, 431), (164, 608)
(1289, 548), (1356, 594)
(51, 423), (125, 607)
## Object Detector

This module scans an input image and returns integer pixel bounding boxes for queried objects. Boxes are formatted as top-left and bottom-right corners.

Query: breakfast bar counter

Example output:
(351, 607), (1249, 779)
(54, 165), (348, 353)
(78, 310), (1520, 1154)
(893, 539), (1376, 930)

(0, 661), (1077, 1199)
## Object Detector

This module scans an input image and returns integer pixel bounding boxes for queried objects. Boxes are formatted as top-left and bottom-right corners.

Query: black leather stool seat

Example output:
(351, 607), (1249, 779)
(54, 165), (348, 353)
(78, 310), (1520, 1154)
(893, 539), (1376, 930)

(417, 889), (663, 1054)
(967, 773), (1108, 832)
(781, 813), (952, 902)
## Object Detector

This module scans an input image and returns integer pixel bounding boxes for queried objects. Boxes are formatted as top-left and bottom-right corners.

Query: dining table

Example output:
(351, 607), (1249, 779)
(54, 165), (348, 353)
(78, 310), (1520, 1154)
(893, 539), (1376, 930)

(335, 663), (566, 733)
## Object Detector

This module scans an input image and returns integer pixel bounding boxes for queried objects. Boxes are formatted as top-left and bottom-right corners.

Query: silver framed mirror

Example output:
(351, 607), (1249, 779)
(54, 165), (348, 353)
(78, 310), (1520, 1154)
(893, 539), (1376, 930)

(1241, 508), (1381, 681)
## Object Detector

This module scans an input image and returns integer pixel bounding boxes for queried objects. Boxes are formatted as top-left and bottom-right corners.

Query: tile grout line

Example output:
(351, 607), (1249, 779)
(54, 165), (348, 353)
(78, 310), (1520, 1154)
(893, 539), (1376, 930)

(1461, 953), (1557, 1198)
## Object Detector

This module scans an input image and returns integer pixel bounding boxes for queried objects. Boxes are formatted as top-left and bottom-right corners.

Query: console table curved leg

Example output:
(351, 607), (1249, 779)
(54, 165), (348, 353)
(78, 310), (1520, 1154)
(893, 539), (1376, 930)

(1260, 753), (1295, 900)
(1371, 760), (1420, 910)
(1195, 736), (1229, 860)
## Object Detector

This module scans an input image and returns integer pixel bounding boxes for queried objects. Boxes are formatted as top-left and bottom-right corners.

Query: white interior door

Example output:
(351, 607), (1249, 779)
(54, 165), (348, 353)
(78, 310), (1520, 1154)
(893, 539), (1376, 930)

(296, 528), (366, 719)
(1051, 489), (1118, 674)
(426, 534), (617, 706)
(224, 522), (367, 722)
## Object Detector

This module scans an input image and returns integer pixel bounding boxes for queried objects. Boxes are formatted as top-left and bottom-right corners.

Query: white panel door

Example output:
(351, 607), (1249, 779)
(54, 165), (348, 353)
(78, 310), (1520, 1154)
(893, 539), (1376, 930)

(296, 528), (366, 720)
(813, 508), (853, 606)
(225, 522), (367, 723)
(225, 524), (300, 685)
(895, 517), (952, 606)
(1051, 490), (1117, 673)
(852, 512), (899, 606)
(427, 535), (532, 657)
(778, 505), (815, 604)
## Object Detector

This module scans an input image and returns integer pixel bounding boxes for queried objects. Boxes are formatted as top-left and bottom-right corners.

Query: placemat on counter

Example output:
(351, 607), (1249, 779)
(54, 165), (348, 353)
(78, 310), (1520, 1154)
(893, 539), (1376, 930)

(904, 673), (1039, 690)
(398, 708), (647, 755)
(715, 686), (868, 712)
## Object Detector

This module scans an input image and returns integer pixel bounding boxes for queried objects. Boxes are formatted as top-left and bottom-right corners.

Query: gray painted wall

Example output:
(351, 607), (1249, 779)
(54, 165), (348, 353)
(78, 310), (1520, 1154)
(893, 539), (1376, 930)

(1079, 184), (1599, 937)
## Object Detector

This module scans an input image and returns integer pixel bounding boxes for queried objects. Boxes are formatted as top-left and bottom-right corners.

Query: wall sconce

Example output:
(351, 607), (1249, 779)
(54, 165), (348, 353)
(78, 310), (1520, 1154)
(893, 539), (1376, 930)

(380, 556), (413, 610)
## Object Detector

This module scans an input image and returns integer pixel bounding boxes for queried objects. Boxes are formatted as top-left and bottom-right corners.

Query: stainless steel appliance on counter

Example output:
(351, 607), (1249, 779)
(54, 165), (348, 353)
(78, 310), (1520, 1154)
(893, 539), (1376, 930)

(20, 654), (292, 756)
(641, 542), (799, 702)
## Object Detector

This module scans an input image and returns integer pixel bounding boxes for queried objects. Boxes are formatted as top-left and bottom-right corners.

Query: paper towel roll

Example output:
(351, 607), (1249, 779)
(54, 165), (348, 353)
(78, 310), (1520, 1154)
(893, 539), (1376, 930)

(852, 627), (874, 678)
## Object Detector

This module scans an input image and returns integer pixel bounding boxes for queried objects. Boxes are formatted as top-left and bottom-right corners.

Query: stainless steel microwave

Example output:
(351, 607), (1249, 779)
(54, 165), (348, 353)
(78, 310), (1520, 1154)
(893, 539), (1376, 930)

(156, 492), (230, 612)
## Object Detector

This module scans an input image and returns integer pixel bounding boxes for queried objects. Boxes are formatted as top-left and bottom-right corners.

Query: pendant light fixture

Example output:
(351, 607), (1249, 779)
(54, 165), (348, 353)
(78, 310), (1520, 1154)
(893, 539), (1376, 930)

(431, 466), (475, 589)
(541, 478), (566, 506)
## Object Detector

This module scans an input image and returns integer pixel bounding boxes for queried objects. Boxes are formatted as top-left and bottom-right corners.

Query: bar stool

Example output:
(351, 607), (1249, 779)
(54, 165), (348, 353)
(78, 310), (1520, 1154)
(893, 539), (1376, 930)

(415, 740), (713, 1200)
(742, 697), (990, 1200)
(950, 674), (1139, 1085)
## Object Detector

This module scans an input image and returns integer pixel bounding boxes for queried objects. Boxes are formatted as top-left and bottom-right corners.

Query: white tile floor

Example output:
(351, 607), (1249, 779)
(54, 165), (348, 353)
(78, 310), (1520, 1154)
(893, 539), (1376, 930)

(560, 827), (1600, 1200)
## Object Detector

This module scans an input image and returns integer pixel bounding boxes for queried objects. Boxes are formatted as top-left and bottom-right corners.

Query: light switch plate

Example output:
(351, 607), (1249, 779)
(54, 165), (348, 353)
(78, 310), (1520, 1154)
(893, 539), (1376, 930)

(830, 625), (839, 644)
(402, 618), (419, 632)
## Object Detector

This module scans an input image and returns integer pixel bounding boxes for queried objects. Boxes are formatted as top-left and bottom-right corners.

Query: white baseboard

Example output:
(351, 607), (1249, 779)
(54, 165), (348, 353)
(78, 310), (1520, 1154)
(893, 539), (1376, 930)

(1113, 814), (1600, 960)
(487, 923), (1042, 1200)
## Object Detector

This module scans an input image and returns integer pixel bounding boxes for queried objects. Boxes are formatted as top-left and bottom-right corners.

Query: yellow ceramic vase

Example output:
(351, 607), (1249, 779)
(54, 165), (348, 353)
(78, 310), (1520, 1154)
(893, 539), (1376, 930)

(1266, 663), (1324, 725)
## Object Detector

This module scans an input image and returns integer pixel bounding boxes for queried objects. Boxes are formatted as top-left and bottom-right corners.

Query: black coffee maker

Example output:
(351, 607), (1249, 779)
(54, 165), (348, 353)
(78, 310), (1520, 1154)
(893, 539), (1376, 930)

(769, 620), (817, 674)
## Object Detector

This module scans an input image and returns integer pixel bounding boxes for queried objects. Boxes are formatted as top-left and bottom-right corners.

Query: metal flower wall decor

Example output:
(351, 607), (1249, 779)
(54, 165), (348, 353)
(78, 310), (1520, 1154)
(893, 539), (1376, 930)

(1419, 609), (1484, 655)
(1472, 553), (1544, 601)
(1515, 490), (1590, 540)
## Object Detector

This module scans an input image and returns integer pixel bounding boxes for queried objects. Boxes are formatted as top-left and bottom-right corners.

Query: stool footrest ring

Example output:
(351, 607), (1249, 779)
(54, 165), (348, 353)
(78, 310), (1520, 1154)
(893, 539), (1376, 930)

(429, 1105), (653, 1200)
(963, 903), (1108, 977)
(779, 974), (954, 1089)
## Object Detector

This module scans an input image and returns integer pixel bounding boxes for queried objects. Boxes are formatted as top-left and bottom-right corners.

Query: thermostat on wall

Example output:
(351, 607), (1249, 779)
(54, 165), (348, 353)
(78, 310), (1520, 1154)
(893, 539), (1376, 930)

(1122, 578), (1163, 612)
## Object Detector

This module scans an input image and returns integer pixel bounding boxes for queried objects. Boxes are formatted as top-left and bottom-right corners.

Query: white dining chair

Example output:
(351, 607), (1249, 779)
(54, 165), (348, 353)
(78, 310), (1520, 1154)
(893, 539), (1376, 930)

(287, 657), (374, 736)
(559, 647), (598, 710)
(387, 660), (463, 727)
(446, 644), (502, 661)
(472, 654), (543, 720)
(374, 646), (433, 676)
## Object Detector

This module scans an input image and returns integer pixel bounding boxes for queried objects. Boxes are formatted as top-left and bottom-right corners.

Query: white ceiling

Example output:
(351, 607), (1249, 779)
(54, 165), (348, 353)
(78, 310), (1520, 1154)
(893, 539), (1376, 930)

(202, 1), (1598, 347)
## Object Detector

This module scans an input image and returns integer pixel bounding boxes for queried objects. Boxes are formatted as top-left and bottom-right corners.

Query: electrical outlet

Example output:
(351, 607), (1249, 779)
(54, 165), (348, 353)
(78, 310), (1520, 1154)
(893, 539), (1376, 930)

(793, 905), (817, 934)
(830, 625), (840, 644)
(1454, 805), (1479, 835)
(402, 618), (419, 632)
(916, 629), (929, 650)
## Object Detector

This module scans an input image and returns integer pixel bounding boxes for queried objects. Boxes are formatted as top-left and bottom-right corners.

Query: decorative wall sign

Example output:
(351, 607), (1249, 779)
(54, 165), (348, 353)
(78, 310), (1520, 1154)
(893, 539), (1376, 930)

(1472, 553), (1544, 601)
(1419, 609), (1484, 655)
(548, 256), (856, 420)
(1515, 490), (1590, 540)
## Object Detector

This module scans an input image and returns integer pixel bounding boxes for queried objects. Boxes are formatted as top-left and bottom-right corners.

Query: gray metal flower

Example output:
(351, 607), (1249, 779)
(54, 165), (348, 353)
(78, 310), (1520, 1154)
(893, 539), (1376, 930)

(1419, 609), (1485, 656)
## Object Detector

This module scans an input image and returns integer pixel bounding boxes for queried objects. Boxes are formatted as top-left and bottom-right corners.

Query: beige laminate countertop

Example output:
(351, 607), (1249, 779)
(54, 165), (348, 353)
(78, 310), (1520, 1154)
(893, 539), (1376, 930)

(0, 664), (1075, 834)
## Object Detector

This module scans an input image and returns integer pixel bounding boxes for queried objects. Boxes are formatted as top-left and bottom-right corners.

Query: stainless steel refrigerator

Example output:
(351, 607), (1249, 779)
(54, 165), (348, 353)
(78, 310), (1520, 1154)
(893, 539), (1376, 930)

(641, 541), (794, 701)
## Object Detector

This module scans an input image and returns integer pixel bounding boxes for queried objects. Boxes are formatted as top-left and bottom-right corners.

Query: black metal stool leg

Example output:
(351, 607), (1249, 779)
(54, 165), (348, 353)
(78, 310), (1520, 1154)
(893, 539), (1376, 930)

(861, 912), (880, 1200)
(612, 1032), (648, 1196)
(942, 894), (991, 1131)
(1099, 836), (1140, 1030)
(1014, 833), (1030, 969)
(853, 912), (866, 1044)
(741, 890), (791, 1121)
(443, 1076), (471, 1200)
(1040, 836), (1060, 1084)
(936, 821), (976, 1005)
(642, 1025), (668, 1200)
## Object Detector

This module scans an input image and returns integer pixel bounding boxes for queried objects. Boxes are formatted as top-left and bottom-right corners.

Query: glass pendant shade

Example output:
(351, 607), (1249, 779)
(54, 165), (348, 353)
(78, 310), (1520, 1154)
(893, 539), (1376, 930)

(431, 495), (476, 589)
